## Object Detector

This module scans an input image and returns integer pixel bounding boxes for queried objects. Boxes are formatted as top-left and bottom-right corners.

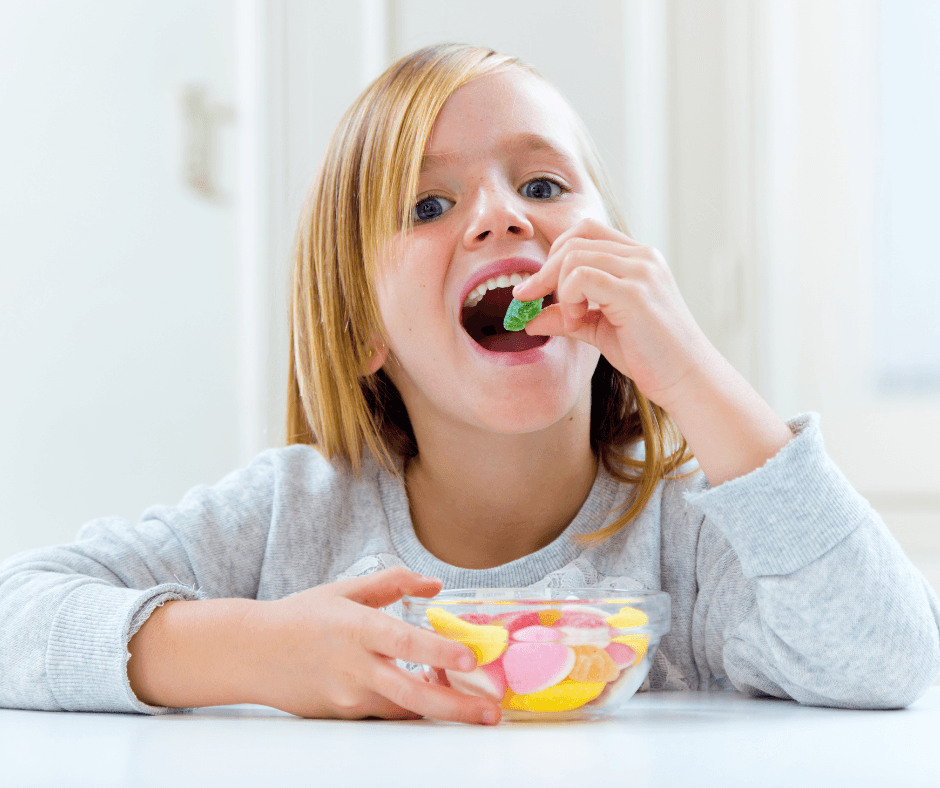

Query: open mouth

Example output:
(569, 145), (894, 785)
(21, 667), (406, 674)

(461, 286), (556, 353)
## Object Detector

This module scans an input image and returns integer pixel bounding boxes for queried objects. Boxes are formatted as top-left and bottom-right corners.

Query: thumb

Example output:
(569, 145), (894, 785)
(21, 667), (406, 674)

(336, 567), (442, 609)
(524, 303), (602, 346)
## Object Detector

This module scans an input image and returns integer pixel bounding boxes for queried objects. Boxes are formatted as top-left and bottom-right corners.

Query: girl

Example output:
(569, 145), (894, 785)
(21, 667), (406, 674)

(1, 44), (938, 726)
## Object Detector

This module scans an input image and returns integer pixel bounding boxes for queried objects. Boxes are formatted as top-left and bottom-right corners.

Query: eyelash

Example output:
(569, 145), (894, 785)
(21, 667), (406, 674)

(413, 176), (569, 224)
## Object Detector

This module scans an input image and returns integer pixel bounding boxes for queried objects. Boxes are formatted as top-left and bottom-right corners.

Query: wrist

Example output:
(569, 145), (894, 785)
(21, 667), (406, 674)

(127, 597), (261, 708)
(662, 354), (793, 487)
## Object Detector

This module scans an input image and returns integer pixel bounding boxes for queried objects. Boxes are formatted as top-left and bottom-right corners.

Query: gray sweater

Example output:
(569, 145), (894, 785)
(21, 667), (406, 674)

(1, 412), (938, 714)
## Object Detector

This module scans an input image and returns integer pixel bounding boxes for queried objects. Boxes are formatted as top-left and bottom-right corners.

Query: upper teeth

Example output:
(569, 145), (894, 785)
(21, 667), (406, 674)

(462, 271), (532, 308)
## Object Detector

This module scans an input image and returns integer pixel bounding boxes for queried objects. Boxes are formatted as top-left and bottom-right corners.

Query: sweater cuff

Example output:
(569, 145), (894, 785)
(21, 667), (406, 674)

(683, 412), (873, 577)
(46, 581), (203, 714)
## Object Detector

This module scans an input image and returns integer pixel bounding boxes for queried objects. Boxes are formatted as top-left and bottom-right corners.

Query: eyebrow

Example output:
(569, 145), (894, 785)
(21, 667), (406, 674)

(419, 133), (577, 173)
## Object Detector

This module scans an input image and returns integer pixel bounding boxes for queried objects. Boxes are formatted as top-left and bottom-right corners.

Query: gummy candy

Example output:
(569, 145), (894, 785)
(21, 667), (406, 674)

(503, 298), (543, 331)
(606, 606), (649, 629)
(426, 607), (508, 665)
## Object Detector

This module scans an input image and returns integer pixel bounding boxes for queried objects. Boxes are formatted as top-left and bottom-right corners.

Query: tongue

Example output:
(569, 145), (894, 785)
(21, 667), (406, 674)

(477, 332), (548, 353)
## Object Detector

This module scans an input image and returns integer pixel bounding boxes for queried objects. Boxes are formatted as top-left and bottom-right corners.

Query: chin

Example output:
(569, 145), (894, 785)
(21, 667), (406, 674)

(472, 391), (588, 436)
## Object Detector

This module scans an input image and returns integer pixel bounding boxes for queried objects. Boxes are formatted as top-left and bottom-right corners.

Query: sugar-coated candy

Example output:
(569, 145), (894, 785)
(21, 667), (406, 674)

(604, 641), (637, 669)
(610, 633), (649, 662)
(501, 679), (607, 713)
(538, 609), (562, 627)
(567, 645), (620, 683)
(426, 607), (508, 666)
(445, 660), (508, 702)
(503, 297), (543, 331)
(458, 613), (494, 625)
(553, 610), (611, 647)
(494, 610), (541, 634)
(511, 625), (561, 643)
(502, 642), (576, 695)
(606, 605), (649, 629)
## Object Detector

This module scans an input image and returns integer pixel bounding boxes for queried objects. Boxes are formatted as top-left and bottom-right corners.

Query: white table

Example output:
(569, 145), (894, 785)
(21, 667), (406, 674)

(3, 688), (938, 787)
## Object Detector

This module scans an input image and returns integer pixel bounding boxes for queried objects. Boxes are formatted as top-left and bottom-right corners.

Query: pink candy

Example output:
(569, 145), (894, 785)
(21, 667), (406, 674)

(554, 609), (612, 647)
(502, 642), (576, 695)
(512, 625), (561, 642)
(605, 641), (637, 669)
(445, 660), (508, 702)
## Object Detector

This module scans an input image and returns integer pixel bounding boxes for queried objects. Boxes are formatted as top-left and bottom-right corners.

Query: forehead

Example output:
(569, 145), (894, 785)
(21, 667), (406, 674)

(420, 70), (583, 173)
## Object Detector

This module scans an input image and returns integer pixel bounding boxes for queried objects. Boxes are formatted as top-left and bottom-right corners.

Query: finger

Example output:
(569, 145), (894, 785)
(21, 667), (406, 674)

(359, 609), (478, 672)
(337, 567), (443, 609)
(549, 217), (640, 258)
(525, 303), (603, 346)
(556, 265), (633, 321)
(513, 238), (638, 302)
(329, 688), (424, 721)
(369, 659), (500, 725)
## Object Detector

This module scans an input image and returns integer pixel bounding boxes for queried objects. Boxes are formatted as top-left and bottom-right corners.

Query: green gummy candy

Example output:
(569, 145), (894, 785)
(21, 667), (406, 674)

(503, 297), (543, 332)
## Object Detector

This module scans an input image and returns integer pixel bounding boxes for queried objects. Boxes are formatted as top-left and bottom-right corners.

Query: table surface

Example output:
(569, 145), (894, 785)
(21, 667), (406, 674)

(2, 688), (939, 788)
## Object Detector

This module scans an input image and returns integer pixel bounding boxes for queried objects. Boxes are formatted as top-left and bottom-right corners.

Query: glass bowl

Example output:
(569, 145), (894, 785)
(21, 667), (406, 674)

(402, 588), (670, 721)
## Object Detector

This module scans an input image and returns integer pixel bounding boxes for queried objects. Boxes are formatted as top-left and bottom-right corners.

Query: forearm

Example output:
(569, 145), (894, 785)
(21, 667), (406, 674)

(127, 598), (260, 709)
(665, 349), (793, 487)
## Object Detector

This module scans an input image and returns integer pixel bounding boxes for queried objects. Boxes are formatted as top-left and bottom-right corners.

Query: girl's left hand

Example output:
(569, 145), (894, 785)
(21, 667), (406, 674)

(512, 218), (716, 413)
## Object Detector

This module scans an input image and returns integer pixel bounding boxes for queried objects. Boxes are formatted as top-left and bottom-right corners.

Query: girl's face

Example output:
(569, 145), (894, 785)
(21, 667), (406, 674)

(374, 69), (607, 438)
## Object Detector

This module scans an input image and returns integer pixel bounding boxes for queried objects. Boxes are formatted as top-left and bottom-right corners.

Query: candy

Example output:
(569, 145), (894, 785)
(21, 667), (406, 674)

(610, 633), (649, 662)
(567, 645), (621, 683)
(553, 610), (611, 647)
(512, 625), (562, 643)
(605, 641), (637, 669)
(426, 607), (508, 666)
(422, 601), (656, 717)
(503, 298), (543, 331)
(501, 679), (607, 713)
(554, 610), (608, 629)
(538, 609), (562, 627)
(494, 610), (541, 634)
(445, 660), (508, 702)
(502, 642), (576, 695)
(606, 605), (649, 629)
(458, 613), (494, 625)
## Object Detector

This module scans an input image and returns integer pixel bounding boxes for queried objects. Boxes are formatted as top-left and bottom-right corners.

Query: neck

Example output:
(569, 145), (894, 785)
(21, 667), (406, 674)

(404, 403), (598, 570)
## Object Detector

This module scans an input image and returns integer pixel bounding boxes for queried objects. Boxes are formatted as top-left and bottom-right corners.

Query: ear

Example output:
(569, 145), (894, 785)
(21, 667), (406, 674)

(363, 339), (389, 376)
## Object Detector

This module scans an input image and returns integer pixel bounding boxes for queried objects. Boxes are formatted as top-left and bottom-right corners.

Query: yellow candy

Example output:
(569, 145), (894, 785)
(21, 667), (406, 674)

(537, 609), (562, 627)
(425, 608), (508, 666)
(606, 605), (649, 629)
(501, 679), (606, 713)
(610, 633), (649, 662)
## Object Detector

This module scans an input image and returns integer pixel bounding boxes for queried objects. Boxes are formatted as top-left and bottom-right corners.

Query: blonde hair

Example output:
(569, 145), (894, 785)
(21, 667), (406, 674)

(287, 43), (693, 544)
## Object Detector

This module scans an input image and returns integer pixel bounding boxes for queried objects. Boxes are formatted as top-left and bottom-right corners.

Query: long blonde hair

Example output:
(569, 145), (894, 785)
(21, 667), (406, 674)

(287, 43), (692, 544)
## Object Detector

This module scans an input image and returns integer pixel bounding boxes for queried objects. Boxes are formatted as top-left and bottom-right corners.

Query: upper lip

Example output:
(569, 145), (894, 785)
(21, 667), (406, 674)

(459, 257), (544, 308)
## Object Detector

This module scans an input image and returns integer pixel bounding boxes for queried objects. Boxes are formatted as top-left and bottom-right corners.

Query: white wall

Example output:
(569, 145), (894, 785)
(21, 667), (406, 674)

(0, 1), (242, 557)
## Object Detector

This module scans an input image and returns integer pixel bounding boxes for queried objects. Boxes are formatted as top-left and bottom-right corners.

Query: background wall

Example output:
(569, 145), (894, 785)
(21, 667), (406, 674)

(2, 1), (938, 606)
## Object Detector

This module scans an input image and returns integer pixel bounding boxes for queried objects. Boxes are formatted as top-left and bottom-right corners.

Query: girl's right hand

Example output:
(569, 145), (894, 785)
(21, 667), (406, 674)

(241, 567), (501, 724)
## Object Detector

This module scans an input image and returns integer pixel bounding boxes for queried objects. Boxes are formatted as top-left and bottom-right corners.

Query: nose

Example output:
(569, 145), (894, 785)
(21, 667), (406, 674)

(462, 181), (534, 248)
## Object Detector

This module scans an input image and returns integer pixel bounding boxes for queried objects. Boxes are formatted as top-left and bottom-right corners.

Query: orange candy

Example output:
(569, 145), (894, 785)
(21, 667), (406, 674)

(567, 645), (620, 683)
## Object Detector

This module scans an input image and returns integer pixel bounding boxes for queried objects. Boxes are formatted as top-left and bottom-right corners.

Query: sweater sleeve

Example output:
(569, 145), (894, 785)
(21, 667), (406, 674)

(0, 449), (279, 714)
(681, 412), (940, 708)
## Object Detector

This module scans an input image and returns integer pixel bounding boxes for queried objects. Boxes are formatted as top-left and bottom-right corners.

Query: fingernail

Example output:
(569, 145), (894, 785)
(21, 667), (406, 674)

(512, 280), (531, 298)
(482, 710), (498, 725)
(459, 653), (475, 671)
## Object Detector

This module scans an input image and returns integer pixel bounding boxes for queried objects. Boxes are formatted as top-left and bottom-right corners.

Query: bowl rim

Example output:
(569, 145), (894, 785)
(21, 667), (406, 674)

(402, 587), (670, 604)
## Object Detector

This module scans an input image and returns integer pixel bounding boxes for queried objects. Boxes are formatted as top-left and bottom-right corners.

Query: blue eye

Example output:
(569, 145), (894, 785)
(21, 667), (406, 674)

(522, 178), (563, 200)
(413, 195), (455, 223)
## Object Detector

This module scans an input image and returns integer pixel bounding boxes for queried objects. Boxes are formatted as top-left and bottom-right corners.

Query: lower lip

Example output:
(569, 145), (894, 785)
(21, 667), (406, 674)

(464, 330), (554, 366)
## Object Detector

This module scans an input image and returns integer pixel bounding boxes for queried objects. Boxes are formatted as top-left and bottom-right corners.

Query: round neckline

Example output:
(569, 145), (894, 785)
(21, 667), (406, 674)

(376, 453), (624, 588)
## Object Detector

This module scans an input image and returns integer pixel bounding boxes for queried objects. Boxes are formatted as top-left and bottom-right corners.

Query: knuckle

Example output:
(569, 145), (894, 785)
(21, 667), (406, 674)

(388, 625), (416, 657)
(387, 680), (420, 711)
